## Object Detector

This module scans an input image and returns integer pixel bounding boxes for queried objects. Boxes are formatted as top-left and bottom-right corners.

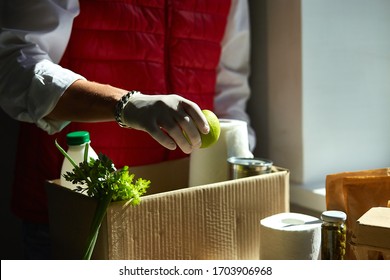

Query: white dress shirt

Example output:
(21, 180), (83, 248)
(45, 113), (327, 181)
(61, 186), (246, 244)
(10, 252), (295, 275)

(0, 0), (255, 149)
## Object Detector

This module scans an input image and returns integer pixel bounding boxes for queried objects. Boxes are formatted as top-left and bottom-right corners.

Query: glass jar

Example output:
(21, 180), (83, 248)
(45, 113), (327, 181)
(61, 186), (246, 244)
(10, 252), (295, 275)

(320, 210), (347, 260)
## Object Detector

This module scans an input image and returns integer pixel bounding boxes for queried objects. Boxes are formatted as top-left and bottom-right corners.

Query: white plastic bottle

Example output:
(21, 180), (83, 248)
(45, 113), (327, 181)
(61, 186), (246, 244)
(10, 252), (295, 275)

(60, 131), (99, 190)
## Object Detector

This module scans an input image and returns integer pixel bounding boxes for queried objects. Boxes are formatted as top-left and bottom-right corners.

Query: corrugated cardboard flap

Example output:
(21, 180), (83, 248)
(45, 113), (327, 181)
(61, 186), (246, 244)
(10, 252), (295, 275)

(106, 170), (289, 260)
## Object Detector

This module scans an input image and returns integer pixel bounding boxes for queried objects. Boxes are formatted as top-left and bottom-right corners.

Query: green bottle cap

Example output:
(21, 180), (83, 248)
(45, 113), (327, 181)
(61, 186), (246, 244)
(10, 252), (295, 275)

(66, 131), (91, 146)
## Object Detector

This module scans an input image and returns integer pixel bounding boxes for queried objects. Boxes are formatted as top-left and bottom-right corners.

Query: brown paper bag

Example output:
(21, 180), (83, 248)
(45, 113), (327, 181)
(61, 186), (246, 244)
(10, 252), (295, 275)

(325, 168), (390, 259)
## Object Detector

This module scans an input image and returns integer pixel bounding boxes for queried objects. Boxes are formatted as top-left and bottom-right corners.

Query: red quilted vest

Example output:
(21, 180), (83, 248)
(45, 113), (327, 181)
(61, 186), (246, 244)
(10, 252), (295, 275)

(11, 0), (231, 222)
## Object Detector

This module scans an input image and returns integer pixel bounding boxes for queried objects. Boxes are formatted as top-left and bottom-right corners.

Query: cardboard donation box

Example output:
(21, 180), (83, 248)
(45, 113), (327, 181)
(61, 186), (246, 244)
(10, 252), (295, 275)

(46, 158), (289, 260)
(351, 207), (390, 260)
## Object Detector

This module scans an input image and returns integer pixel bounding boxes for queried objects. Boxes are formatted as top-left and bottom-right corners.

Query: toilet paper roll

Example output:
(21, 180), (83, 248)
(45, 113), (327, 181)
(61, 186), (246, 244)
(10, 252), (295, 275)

(259, 212), (321, 260)
(188, 119), (253, 187)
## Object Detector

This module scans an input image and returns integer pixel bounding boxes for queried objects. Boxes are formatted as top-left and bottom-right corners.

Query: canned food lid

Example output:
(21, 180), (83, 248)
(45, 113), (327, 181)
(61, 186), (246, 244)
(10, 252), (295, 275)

(227, 157), (273, 170)
(321, 210), (347, 223)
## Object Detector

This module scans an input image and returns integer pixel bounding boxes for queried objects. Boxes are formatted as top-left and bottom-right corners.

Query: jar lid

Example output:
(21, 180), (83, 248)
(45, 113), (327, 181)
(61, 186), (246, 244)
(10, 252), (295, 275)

(227, 157), (273, 171)
(66, 131), (91, 145)
(321, 210), (347, 223)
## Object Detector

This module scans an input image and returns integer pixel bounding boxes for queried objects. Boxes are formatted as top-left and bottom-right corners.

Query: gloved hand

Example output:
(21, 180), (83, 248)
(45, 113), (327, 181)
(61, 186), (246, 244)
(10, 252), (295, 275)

(122, 92), (210, 154)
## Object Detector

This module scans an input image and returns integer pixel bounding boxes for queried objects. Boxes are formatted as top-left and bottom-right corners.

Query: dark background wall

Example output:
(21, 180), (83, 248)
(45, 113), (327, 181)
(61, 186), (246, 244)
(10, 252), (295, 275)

(1, 109), (22, 259)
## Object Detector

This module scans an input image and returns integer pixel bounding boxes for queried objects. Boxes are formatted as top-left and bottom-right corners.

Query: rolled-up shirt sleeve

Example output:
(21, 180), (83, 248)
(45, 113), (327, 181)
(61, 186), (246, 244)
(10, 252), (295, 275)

(0, 0), (84, 134)
(215, 0), (256, 151)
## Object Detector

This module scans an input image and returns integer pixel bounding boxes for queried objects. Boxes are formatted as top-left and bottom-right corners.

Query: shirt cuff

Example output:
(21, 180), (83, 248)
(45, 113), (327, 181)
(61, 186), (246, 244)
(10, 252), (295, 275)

(31, 59), (86, 134)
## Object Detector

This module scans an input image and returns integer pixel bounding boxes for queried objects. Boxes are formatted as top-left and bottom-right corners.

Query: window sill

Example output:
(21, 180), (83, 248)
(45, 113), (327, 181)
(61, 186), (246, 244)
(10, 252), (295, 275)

(290, 183), (326, 214)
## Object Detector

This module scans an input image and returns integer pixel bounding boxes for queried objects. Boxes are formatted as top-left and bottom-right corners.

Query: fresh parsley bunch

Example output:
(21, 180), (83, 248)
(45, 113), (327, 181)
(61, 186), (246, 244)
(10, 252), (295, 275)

(55, 140), (150, 259)
(62, 153), (149, 204)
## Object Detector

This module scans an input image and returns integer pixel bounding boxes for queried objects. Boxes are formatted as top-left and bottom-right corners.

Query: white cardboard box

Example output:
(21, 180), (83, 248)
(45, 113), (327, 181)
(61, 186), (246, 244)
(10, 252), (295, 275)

(46, 157), (289, 260)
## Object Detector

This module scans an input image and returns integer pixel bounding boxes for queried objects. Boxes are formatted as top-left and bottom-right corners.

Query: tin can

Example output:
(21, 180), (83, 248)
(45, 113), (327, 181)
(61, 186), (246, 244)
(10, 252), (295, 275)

(227, 157), (273, 179)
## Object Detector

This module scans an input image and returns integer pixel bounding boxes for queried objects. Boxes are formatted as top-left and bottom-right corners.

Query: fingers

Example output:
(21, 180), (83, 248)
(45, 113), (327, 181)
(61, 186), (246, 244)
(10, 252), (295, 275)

(180, 101), (210, 134)
(163, 115), (198, 153)
(174, 113), (202, 149)
(148, 125), (178, 151)
(151, 97), (206, 153)
(145, 115), (194, 154)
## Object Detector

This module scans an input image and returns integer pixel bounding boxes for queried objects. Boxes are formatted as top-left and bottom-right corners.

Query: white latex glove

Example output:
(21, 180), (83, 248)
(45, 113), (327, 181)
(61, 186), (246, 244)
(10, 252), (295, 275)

(122, 92), (210, 154)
